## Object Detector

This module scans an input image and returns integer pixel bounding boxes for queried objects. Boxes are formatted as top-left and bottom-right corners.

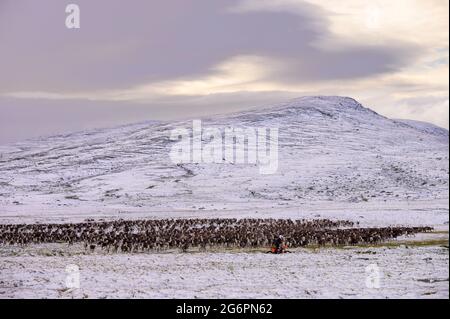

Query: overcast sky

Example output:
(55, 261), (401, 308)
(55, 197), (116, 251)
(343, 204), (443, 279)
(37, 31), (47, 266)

(0, 0), (448, 143)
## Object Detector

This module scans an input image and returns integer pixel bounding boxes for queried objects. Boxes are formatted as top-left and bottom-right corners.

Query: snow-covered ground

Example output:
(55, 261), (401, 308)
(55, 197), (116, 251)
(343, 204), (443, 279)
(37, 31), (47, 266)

(0, 245), (448, 299)
(0, 96), (448, 298)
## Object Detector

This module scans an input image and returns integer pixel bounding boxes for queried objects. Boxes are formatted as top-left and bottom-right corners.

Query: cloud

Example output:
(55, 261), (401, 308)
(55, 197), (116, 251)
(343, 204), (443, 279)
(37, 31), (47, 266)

(0, 0), (448, 142)
(231, 0), (449, 48)
(0, 0), (424, 94)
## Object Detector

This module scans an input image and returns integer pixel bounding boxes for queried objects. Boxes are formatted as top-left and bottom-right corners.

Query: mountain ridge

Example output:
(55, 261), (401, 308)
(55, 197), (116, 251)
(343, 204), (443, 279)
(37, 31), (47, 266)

(0, 96), (448, 224)
(1, 96), (448, 149)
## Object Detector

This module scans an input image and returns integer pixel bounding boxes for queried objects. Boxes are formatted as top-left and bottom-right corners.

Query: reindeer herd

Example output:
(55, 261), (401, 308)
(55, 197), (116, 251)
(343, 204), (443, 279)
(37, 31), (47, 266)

(0, 218), (432, 253)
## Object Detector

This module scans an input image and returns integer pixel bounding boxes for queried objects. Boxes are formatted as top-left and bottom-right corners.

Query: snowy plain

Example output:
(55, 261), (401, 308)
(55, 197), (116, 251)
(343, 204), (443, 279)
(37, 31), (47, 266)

(0, 245), (448, 299)
(0, 96), (448, 298)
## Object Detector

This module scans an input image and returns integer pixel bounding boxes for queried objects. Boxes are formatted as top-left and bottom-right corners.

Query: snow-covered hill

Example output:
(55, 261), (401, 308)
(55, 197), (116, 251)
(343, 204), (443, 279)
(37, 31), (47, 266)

(0, 96), (448, 226)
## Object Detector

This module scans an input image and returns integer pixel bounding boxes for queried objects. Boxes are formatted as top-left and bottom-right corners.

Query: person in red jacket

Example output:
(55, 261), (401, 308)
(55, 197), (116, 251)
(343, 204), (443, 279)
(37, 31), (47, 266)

(271, 235), (286, 254)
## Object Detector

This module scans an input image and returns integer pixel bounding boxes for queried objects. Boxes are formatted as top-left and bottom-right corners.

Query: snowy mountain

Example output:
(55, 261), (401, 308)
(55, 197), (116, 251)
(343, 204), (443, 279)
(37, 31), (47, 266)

(0, 96), (448, 225)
